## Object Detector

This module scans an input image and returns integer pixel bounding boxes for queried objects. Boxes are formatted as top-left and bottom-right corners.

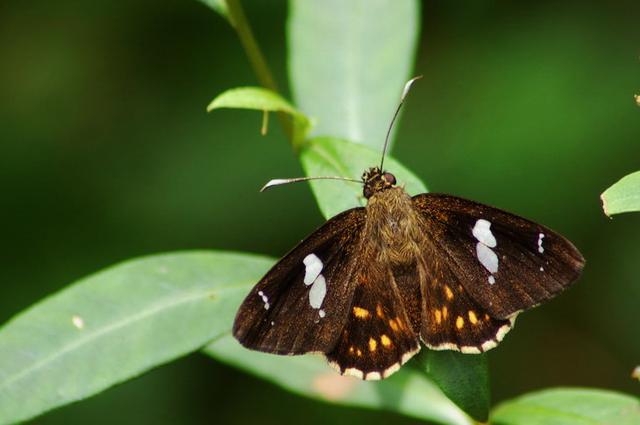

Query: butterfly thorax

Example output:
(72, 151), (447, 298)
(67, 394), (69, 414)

(365, 185), (427, 267)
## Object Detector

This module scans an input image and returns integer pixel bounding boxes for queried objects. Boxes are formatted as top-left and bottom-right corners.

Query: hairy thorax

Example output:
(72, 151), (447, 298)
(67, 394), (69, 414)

(364, 187), (427, 266)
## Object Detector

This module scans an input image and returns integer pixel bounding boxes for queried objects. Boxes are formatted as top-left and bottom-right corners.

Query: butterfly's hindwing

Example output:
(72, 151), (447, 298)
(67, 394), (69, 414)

(413, 193), (585, 319)
(419, 253), (514, 352)
(326, 260), (420, 380)
(232, 207), (366, 354)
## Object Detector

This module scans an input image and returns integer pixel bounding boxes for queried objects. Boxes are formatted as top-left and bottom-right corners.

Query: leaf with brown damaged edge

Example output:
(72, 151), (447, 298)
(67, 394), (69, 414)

(601, 170), (640, 217)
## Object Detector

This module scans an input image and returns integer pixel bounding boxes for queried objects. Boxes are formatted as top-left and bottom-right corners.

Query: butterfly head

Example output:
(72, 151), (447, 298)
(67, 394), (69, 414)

(362, 167), (397, 199)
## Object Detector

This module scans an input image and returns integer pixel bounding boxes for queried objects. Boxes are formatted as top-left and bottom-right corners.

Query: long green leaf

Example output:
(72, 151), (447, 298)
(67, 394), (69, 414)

(491, 387), (640, 425)
(601, 170), (640, 217)
(417, 351), (490, 422)
(288, 0), (420, 149)
(208, 86), (312, 146)
(205, 335), (472, 425)
(300, 137), (427, 219)
(0, 251), (273, 424)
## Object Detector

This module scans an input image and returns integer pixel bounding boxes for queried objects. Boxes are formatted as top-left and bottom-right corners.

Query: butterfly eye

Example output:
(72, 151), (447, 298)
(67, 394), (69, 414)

(383, 172), (396, 185)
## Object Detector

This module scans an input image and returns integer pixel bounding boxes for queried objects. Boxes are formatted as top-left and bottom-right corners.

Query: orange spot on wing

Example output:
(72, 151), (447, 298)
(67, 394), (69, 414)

(368, 338), (377, 352)
(445, 285), (454, 300)
(353, 306), (370, 319)
(389, 319), (399, 332)
(468, 310), (478, 324)
(376, 304), (385, 318)
(380, 334), (392, 347)
(434, 309), (442, 324)
(456, 316), (465, 329)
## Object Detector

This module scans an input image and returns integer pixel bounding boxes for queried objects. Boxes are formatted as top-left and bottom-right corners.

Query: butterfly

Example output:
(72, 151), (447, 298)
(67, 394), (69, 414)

(232, 78), (585, 381)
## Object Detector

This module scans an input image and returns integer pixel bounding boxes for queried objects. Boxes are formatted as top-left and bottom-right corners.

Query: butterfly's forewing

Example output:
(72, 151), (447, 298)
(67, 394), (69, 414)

(325, 260), (420, 380)
(233, 208), (365, 354)
(413, 193), (585, 320)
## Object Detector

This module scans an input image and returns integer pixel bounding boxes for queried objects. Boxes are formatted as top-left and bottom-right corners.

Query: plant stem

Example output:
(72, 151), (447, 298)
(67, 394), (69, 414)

(226, 0), (293, 142)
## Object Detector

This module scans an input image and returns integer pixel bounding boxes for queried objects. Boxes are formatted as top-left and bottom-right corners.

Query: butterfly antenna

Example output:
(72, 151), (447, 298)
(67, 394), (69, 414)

(260, 176), (362, 192)
(379, 75), (423, 171)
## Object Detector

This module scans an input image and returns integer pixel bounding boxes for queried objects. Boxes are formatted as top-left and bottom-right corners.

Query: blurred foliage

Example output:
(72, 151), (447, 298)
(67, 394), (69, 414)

(1, 0), (640, 424)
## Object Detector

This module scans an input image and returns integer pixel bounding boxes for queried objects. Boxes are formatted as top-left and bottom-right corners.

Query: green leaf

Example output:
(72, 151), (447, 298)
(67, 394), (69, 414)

(300, 137), (427, 219)
(288, 0), (420, 149)
(205, 335), (473, 425)
(197, 0), (230, 23)
(0, 251), (272, 424)
(601, 170), (640, 216)
(207, 86), (312, 147)
(417, 351), (490, 422)
(491, 387), (640, 425)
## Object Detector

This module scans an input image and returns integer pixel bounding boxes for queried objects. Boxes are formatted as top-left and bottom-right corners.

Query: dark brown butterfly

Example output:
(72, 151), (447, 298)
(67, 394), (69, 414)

(233, 78), (585, 380)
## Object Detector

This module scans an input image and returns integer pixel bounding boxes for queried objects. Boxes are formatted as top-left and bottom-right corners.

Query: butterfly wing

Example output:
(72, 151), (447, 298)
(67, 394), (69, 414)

(325, 256), (421, 380)
(419, 250), (515, 352)
(233, 207), (366, 355)
(413, 193), (585, 320)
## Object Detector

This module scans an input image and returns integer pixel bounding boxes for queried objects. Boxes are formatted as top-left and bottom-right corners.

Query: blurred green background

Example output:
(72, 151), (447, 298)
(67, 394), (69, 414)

(1, 0), (639, 423)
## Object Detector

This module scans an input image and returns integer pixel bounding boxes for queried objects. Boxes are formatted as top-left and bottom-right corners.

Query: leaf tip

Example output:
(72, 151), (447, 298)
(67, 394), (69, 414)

(600, 192), (612, 218)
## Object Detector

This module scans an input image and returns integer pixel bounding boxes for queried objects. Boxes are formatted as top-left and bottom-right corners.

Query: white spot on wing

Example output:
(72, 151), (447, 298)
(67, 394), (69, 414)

(319, 309), (326, 318)
(473, 219), (499, 283)
(540, 266), (544, 272)
(538, 233), (545, 253)
(343, 368), (364, 379)
(303, 254), (323, 285)
(309, 274), (327, 309)
(71, 315), (84, 329)
(472, 219), (497, 248)
(258, 290), (270, 310)
(476, 243), (499, 273)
